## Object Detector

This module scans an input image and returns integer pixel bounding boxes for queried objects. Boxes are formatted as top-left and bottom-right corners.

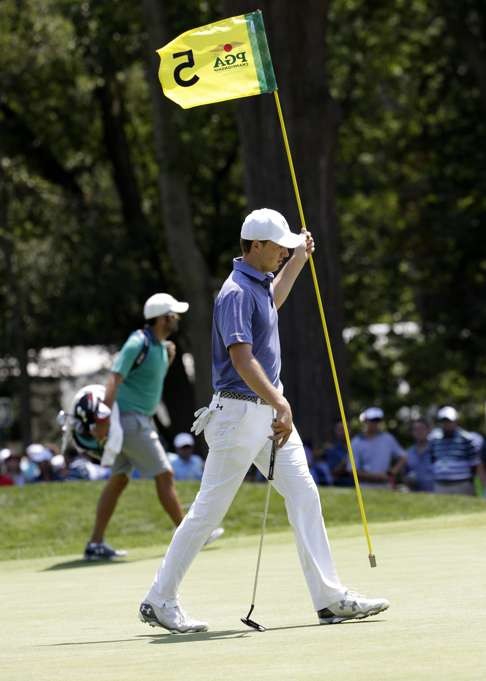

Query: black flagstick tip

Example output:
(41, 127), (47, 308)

(369, 554), (377, 568)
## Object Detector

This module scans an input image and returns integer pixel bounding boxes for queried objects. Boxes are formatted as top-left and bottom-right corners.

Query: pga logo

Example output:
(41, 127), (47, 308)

(214, 51), (248, 69)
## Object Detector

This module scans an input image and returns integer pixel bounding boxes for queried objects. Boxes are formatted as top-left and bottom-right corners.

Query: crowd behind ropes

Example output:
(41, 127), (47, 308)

(2, 404), (485, 498)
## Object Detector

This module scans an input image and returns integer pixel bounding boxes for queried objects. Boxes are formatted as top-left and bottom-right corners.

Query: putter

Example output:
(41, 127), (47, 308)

(241, 439), (277, 632)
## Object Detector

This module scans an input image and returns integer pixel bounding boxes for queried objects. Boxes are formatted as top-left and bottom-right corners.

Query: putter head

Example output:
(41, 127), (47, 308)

(241, 616), (266, 632)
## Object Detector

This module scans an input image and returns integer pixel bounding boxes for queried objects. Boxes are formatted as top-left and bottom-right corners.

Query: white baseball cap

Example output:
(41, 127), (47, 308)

(26, 443), (53, 463)
(437, 406), (458, 421)
(0, 448), (11, 462)
(241, 208), (304, 249)
(174, 432), (195, 449)
(143, 293), (189, 320)
(359, 407), (385, 422)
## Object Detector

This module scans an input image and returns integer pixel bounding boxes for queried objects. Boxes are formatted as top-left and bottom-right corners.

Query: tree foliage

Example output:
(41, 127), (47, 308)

(329, 0), (486, 425)
(0, 0), (485, 444)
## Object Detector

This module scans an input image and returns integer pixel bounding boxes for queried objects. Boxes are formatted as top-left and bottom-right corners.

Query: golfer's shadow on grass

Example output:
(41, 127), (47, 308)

(141, 629), (251, 643)
(142, 622), (341, 644)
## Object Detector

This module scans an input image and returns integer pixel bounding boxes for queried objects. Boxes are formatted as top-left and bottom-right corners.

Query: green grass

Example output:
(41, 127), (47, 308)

(2, 515), (486, 681)
(1, 479), (485, 560)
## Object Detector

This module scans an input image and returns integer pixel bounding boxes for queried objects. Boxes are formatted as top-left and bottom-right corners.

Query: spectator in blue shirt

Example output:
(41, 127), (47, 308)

(350, 407), (406, 488)
(431, 406), (479, 496)
(169, 432), (204, 481)
(325, 421), (353, 487)
(404, 418), (434, 492)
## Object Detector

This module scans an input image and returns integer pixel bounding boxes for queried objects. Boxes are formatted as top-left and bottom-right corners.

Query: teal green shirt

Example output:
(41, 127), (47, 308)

(112, 330), (169, 416)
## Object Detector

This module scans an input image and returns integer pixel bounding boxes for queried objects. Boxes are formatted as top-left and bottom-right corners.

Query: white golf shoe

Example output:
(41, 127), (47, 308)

(139, 600), (208, 633)
(318, 590), (390, 625)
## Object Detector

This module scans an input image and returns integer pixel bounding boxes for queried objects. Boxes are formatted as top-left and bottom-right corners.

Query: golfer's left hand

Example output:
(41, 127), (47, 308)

(294, 230), (315, 263)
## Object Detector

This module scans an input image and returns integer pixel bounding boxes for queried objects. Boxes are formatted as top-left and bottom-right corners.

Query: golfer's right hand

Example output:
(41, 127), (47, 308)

(271, 399), (293, 448)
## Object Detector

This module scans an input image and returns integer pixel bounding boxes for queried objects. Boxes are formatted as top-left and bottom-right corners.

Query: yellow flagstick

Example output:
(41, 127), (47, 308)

(273, 90), (377, 568)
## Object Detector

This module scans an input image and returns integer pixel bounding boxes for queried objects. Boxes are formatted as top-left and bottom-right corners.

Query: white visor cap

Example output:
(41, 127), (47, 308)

(437, 406), (458, 421)
(174, 432), (195, 449)
(359, 407), (385, 423)
(241, 208), (304, 249)
(143, 293), (189, 320)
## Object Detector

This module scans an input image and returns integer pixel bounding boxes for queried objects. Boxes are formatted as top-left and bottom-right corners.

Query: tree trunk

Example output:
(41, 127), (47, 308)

(224, 0), (347, 444)
(94, 69), (163, 275)
(142, 0), (213, 410)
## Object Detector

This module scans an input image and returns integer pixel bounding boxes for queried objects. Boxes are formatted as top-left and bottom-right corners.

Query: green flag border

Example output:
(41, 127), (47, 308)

(245, 10), (277, 94)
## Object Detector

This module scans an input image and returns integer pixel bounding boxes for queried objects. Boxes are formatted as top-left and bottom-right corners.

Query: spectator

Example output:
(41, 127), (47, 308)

(350, 407), (406, 488)
(169, 432), (204, 481)
(64, 446), (110, 481)
(404, 418), (434, 492)
(430, 406), (479, 496)
(324, 421), (353, 487)
(3, 450), (27, 486)
(309, 444), (333, 486)
(0, 448), (14, 486)
(26, 443), (54, 482)
(477, 441), (486, 497)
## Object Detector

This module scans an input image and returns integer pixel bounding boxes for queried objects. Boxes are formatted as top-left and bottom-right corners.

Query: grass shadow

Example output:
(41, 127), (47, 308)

(42, 618), (388, 649)
(143, 629), (251, 643)
(42, 555), (161, 571)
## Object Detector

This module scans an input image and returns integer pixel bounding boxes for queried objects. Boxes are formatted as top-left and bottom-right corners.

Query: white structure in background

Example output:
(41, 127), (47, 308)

(27, 345), (196, 439)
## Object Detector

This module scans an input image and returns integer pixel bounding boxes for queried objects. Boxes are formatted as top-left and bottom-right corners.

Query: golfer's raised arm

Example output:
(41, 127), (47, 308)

(273, 230), (315, 309)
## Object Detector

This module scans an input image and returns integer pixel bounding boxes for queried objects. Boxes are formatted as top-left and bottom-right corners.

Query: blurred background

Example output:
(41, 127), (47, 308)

(1, 0), (485, 451)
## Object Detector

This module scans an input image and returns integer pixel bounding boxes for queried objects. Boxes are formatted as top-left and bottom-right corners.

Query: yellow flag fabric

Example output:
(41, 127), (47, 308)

(156, 11), (277, 109)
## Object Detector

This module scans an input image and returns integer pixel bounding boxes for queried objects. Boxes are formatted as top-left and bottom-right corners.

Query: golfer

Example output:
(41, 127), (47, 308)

(139, 210), (389, 632)
(82, 292), (223, 560)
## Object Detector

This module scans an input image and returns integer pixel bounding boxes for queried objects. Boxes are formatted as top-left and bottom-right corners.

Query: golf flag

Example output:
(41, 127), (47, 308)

(156, 11), (277, 109)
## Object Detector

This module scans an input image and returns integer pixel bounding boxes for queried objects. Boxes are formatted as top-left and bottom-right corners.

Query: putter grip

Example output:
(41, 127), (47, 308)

(268, 443), (276, 480)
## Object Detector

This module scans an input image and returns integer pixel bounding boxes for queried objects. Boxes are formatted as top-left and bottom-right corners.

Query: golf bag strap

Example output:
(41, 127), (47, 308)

(129, 329), (151, 373)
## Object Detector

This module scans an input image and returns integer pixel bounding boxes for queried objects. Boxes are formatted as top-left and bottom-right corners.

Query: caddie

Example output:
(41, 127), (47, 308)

(78, 292), (223, 561)
(139, 209), (389, 632)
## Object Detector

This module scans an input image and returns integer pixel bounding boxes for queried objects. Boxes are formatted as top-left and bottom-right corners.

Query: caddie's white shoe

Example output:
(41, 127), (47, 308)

(318, 590), (390, 625)
(139, 600), (208, 633)
(204, 527), (225, 546)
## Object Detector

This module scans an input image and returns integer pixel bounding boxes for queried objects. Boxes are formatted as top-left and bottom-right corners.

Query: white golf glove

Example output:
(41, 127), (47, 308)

(191, 406), (214, 436)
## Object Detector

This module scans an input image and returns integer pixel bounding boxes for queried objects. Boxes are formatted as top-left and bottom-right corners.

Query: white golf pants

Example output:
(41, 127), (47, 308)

(146, 395), (345, 611)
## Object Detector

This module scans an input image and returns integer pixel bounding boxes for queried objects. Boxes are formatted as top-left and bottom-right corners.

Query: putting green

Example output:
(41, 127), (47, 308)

(1, 513), (485, 681)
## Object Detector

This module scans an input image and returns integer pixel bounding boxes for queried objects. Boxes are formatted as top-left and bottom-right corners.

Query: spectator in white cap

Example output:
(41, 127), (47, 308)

(349, 407), (406, 488)
(26, 443), (54, 482)
(168, 432), (204, 481)
(80, 292), (223, 561)
(430, 406), (479, 496)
